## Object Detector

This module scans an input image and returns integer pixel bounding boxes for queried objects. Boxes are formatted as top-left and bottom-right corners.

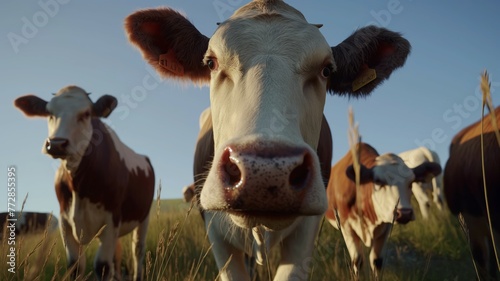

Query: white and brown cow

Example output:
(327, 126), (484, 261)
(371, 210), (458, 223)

(398, 146), (444, 219)
(125, 1), (410, 279)
(14, 86), (155, 281)
(326, 143), (441, 279)
(444, 106), (500, 281)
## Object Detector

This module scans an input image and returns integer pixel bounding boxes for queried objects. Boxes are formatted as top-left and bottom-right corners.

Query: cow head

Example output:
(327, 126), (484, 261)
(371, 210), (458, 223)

(125, 0), (411, 230)
(347, 153), (442, 224)
(14, 85), (117, 173)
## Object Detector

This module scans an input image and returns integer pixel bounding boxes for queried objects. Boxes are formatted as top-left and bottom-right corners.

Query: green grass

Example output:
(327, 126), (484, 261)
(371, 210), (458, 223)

(0, 198), (476, 280)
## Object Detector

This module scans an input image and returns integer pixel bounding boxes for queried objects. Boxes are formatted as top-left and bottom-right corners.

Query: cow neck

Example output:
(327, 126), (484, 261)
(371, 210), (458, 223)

(70, 118), (122, 197)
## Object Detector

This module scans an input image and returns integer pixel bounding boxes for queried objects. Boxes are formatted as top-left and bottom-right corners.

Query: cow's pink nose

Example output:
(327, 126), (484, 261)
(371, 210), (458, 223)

(220, 146), (312, 190)
(395, 208), (414, 224)
(218, 145), (313, 211)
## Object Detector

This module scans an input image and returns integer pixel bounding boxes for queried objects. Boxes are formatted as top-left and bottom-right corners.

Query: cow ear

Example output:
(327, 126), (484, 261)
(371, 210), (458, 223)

(93, 95), (117, 118)
(125, 8), (211, 84)
(14, 95), (49, 117)
(346, 164), (374, 184)
(412, 162), (442, 183)
(329, 25), (411, 96)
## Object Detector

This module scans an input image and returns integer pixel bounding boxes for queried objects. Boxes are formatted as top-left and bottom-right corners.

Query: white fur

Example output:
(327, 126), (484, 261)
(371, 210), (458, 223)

(202, 2), (332, 229)
(328, 153), (416, 277)
(105, 124), (151, 177)
(399, 146), (444, 218)
(45, 86), (94, 174)
(204, 211), (322, 281)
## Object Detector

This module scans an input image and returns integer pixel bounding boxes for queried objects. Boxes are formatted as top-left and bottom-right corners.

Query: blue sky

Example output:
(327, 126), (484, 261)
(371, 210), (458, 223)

(1, 0), (499, 215)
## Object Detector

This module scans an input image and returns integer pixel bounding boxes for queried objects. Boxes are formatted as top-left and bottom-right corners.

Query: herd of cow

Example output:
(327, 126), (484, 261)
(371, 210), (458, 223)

(7, 1), (499, 280)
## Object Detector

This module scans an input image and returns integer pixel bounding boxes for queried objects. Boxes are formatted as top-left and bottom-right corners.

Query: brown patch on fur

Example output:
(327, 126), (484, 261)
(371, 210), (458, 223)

(124, 8), (210, 84)
(55, 119), (155, 226)
(452, 106), (500, 145)
(326, 143), (379, 225)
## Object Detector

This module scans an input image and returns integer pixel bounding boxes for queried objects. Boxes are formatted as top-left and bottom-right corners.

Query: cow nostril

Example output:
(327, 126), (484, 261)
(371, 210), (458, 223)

(45, 139), (51, 150)
(395, 208), (414, 224)
(289, 153), (311, 190)
(60, 139), (68, 148)
(45, 138), (69, 153)
(221, 148), (242, 188)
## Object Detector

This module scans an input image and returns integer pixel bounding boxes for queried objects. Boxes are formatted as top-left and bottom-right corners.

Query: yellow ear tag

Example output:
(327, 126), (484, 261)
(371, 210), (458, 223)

(159, 49), (185, 75)
(352, 68), (377, 92)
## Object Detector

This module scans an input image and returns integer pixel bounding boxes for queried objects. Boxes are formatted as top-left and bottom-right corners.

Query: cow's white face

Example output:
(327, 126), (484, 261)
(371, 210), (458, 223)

(15, 85), (117, 174)
(371, 153), (415, 224)
(45, 87), (94, 167)
(125, 0), (412, 230)
(201, 3), (333, 229)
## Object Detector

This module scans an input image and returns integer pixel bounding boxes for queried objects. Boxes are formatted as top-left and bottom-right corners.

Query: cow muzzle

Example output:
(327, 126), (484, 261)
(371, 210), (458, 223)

(395, 208), (414, 224)
(201, 139), (328, 227)
(44, 137), (69, 158)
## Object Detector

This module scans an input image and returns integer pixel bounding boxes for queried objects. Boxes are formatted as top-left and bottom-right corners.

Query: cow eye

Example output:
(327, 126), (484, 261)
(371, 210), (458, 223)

(374, 178), (385, 189)
(321, 65), (333, 78)
(205, 57), (218, 71)
(79, 111), (91, 122)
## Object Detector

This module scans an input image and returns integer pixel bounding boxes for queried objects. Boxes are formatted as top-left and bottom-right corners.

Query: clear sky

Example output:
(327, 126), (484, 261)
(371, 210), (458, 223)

(1, 0), (499, 215)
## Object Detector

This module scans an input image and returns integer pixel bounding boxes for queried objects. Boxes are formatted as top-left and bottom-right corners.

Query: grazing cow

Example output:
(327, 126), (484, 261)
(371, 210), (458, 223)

(398, 146), (444, 219)
(444, 106), (500, 281)
(0, 212), (58, 236)
(125, 1), (410, 279)
(325, 143), (441, 278)
(14, 86), (155, 281)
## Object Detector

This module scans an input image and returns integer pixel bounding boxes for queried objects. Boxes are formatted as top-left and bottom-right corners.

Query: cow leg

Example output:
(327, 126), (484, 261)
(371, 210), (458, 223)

(431, 175), (444, 211)
(341, 224), (363, 280)
(370, 224), (391, 280)
(204, 212), (250, 281)
(94, 225), (120, 281)
(114, 240), (122, 281)
(60, 217), (86, 279)
(411, 182), (431, 219)
(131, 215), (150, 281)
(462, 213), (499, 281)
(274, 215), (322, 281)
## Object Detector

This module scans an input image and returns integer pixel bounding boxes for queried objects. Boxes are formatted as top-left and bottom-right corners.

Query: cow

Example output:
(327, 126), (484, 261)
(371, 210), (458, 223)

(398, 146), (444, 219)
(325, 142), (441, 279)
(444, 105), (500, 281)
(14, 85), (155, 281)
(125, 1), (411, 279)
(182, 184), (196, 203)
(0, 212), (58, 236)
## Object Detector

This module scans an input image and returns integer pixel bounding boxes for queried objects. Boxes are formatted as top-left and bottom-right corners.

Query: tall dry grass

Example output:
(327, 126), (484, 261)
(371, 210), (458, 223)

(1, 195), (476, 281)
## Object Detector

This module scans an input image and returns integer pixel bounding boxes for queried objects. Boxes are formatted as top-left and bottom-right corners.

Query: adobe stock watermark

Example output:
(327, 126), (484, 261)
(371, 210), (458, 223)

(367, 0), (412, 28)
(7, 0), (72, 54)
(414, 75), (499, 150)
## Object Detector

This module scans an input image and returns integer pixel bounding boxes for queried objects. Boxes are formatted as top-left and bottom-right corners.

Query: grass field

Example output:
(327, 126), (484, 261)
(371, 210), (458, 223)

(0, 198), (477, 280)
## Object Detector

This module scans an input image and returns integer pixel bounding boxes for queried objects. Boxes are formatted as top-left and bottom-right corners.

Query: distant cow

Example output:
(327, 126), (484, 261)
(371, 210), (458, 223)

(326, 143), (441, 278)
(0, 212), (58, 236)
(15, 86), (155, 281)
(444, 106), (500, 281)
(399, 146), (444, 219)
(125, 0), (410, 279)
(182, 184), (196, 203)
